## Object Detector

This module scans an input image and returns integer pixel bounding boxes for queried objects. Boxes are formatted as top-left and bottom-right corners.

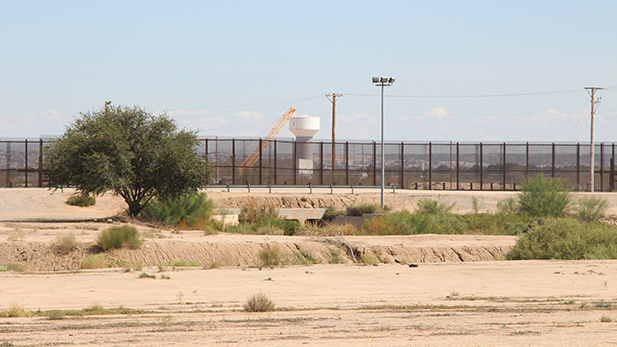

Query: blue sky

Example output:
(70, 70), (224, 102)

(1, 1), (616, 143)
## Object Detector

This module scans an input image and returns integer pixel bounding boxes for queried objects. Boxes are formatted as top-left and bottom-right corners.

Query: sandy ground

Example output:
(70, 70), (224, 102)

(1, 188), (617, 346)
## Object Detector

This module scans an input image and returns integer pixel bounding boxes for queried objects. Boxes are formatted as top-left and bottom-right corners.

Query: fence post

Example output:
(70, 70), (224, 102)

(480, 142), (483, 190)
(577, 143), (580, 191)
(551, 143), (555, 179)
(502, 142), (506, 191)
(24, 139), (28, 188)
(372, 141), (377, 186)
(428, 142), (432, 190)
(320, 141), (323, 185)
(38, 138), (43, 187)
(259, 138), (262, 185)
(274, 139), (277, 185)
(345, 141), (349, 185)
(456, 142), (460, 190)
(400, 142), (404, 189)
(293, 141), (297, 185)
(526, 142), (529, 178)
(601, 143), (605, 192)
(232, 139), (236, 185)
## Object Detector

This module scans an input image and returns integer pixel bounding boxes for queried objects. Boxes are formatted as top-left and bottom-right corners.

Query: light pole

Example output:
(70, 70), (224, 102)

(372, 76), (395, 209)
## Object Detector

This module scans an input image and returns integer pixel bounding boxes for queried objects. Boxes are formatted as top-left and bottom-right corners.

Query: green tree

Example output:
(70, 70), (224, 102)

(45, 105), (210, 216)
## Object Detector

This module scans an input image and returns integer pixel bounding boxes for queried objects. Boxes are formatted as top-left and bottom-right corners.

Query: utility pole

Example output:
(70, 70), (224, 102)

(585, 87), (605, 192)
(326, 94), (342, 170)
(105, 100), (112, 113)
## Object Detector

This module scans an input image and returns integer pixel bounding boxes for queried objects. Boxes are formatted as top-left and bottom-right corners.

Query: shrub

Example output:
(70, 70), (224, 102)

(81, 254), (107, 269)
(4, 264), (25, 272)
(363, 210), (433, 235)
(96, 225), (142, 250)
(226, 216), (300, 236)
(518, 174), (570, 217)
(4, 303), (29, 317)
(416, 199), (454, 215)
(321, 206), (346, 222)
(346, 203), (382, 216)
(244, 293), (275, 312)
(506, 218), (617, 260)
(144, 192), (215, 228)
(575, 196), (609, 222)
(431, 213), (467, 234)
(239, 199), (278, 223)
(497, 197), (519, 214)
(66, 194), (96, 207)
(55, 233), (78, 252)
(259, 244), (283, 267)
(139, 272), (156, 279)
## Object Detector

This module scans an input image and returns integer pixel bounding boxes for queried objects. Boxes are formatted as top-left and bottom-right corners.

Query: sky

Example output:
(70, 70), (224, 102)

(1, 1), (616, 143)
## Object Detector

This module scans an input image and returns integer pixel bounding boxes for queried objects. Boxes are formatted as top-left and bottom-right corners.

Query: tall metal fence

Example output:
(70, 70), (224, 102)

(202, 138), (617, 192)
(2, 138), (616, 192)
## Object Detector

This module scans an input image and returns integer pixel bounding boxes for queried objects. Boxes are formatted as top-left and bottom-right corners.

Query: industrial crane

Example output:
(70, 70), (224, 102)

(238, 107), (296, 175)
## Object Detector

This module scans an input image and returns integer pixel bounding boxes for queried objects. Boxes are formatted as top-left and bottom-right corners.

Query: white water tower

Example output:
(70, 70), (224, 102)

(289, 115), (320, 175)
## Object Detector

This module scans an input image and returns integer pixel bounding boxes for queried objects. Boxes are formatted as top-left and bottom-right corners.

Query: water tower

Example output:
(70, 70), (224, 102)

(289, 115), (320, 175)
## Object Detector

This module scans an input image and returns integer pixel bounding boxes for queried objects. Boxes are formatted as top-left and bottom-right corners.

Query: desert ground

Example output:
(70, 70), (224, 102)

(1, 188), (617, 346)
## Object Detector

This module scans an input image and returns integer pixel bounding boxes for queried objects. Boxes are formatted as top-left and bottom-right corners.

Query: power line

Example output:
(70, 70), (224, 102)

(343, 89), (582, 99)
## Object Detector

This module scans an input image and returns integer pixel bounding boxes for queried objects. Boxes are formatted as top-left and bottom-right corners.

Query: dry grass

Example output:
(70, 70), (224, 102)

(244, 293), (276, 312)
(3, 303), (29, 317)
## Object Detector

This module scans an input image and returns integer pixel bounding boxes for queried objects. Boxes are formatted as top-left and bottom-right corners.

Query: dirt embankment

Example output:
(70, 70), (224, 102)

(0, 224), (516, 272)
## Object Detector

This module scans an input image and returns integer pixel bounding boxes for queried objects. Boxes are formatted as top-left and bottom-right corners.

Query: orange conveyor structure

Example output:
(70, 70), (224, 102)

(237, 107), (296, 175)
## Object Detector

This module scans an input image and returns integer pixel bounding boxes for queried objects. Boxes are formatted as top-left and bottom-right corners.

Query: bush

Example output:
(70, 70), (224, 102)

(321, 206), (346, 222)
(67, 194), (96, 207)
(55, 233), (78, 252)
(506, 218), (617, 260)
(346, 203), (382, 216)
(244, 293), (276, 312)
(363, 210), (433, 235)
(96, 225), (142, 250)
(518, 174), (571, 217)
(416, 199), (454, 214)
(144, 192), (215, 229)
(239, 199), (278, 223)
(575, 196), (609, 223)
(259, 244), (283, 267)
(226, 216), (300, 236)
(81, 254), (107, 269)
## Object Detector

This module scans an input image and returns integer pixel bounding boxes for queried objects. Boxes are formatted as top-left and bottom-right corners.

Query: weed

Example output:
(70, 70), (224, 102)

(55, 233), (78, 252)
(259, 244), (283, 267)
(0, 266), (6, 272)
(81, 254), (107, 269)
(46, 310), (64, 320)
(4, 303), (29, 317)
(346, 203), (382, 216)
(244, 293), (276, 312)
(507, 218), (617, 260)
(139, 272), (156, 279)
(575, 196), (609, 222)
(239, 199), (278, 223)
(497, 197), (519, 214)
(167, 260), (200, 267)
(360, 252), (380, 265)
(321, 206), (346, 222)
(144, 192), (215, 228)
(97, 225), (142, 250)
(601, 315), (613, 322)
(160, 274), (170, 279)
(176, 291), (184, 302)
(158, 314), (173, 327)
(4, 264), (25, 272)
(157, 264), (165, 272)
(416, 199), (454, 214)
(66, 194), (96, 207)
(300, 197), (308, 202)
(518, 174), (570, 217)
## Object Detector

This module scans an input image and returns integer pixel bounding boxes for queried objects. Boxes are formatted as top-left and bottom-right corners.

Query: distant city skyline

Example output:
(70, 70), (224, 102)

(1, 1), (616, 142)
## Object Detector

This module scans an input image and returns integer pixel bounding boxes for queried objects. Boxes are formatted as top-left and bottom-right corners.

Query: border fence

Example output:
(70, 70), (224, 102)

(2, 138), (616, 192)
